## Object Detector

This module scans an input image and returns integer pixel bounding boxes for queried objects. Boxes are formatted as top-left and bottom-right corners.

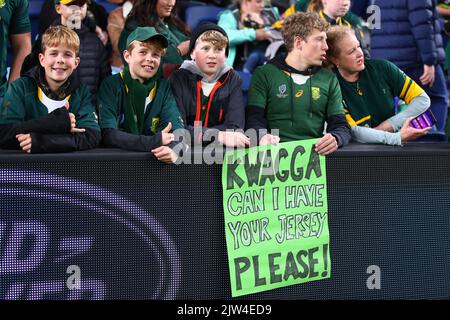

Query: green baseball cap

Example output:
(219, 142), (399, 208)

(126, 27), (169, 49)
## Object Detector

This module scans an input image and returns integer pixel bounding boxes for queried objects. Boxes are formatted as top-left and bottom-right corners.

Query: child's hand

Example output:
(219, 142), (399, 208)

(218, 131), (250, 147)
(151, 146), (178, 164)
(161, 122), (175, 145)
(16, 134), (32, 153)
(69, 113), (86, 133)
(259, 133), (280, 146)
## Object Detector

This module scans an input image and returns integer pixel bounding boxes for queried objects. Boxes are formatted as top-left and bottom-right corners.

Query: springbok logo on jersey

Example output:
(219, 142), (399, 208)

(0, 0), (5, 8)
(151, 117), (160, 134)
(312, 87), (321, 100)
(277, 84), (288, 98)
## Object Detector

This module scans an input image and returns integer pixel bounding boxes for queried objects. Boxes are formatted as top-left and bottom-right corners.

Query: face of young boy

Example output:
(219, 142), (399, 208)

(124, 42), (162, 82)
(190, 39), (226, 78)
(38, 46), (80, 86)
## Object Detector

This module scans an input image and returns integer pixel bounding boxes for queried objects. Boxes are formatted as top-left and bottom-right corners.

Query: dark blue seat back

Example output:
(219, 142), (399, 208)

(236, 70), (251, 104)
(184, 5), (224, 31)
(29, 0), (44, 42)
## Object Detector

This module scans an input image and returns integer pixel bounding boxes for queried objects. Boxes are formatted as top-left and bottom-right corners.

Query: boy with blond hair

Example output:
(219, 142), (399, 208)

(22, 0), (110, 99)
(0, 25), (100, 153)
(97, 27), (184, 164)
(169, 23), (249, 147)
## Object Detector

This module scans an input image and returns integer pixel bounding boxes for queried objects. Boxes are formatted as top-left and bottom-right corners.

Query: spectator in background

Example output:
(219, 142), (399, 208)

(437, 1), (450, 73)
(108, 0), (135, 68)
(0, 26), (100, 153)
(85, 0), (110, 46)
(39, 0), (109, 45)
(326, 26), (431, 145)
(118, 0), (190, 67)
(169, 23), (249, 148)
(218, 0), (280, 73)
(0, 0), (32, 102)
(24, 0), (111, 100)
(246, 12), (351, 154)
(371, 0), (448, 141)
(278, 0), (370, 57)
(437, 0), (450, 138)
(280, 0), (363, 27)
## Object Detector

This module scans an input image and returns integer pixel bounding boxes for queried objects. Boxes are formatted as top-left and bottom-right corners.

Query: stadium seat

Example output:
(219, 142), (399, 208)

(28, 0), (44, 42)
(97, 1), (119, 13)
(184, 5), (224, 31)
(177, 1), (206, 22)
(28, 0), (43, 16)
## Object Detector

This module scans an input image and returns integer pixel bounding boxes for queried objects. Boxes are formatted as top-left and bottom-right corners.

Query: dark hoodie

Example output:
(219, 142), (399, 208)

(0, 66), (100, 153)
(246, 55), (351, 146)
(169, 60), (245, 144)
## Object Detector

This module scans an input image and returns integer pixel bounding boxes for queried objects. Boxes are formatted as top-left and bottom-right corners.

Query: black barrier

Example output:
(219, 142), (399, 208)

(0, 143), (449, 299)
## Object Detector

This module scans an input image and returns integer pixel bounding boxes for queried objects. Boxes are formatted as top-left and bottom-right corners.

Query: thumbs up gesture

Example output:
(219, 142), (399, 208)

(161, 122), (175, 145)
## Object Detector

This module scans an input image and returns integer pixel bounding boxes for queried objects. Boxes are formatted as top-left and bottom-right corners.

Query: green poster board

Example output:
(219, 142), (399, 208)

(222, 140), (330, 297)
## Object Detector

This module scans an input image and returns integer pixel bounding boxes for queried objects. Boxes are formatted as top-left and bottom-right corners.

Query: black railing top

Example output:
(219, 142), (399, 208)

(0, 142), (450, 163)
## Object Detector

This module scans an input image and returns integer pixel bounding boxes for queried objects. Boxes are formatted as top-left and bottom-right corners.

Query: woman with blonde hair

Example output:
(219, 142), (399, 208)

(326, 26), (431, 145)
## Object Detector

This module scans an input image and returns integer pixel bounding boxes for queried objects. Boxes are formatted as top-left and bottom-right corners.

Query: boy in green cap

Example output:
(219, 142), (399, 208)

(97, 26), (184, 163)
(0, 25), (100, 153)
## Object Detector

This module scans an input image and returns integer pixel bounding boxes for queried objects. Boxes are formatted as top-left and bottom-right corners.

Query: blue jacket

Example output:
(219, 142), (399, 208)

(371, 0), (445, 69)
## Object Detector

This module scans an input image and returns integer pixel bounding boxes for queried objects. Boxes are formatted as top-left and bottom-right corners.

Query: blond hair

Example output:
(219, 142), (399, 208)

(326, 25), (355, 59)
(282, 12), (329, 52)
(41, 25), (80, 55)
(196, 30), (228, 50)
